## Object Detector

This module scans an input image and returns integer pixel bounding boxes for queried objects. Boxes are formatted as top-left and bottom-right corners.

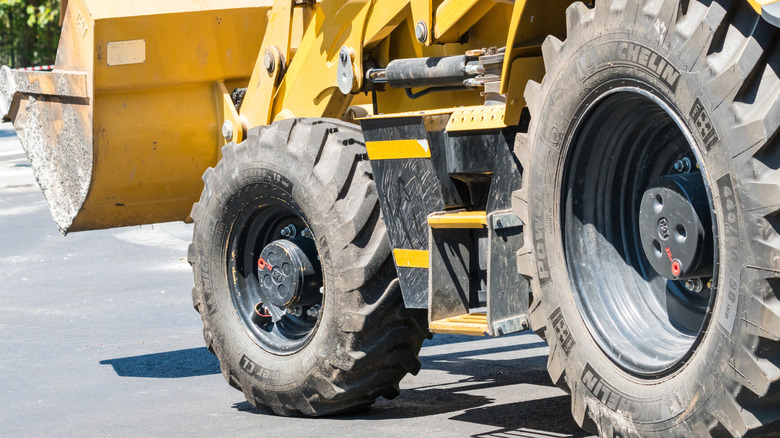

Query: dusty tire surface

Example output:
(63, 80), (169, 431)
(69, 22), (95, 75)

(515, 1), (780, 436)
(189, 118), (427, 416)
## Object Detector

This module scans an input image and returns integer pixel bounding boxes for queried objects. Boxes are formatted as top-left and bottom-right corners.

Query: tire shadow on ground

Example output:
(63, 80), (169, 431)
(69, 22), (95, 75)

(99, 347), (220, 378)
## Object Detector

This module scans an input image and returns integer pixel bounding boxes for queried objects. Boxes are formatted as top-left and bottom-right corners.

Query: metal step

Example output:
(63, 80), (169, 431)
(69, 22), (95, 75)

(429, 312), (489, 336)
(428, 211), (487, 229)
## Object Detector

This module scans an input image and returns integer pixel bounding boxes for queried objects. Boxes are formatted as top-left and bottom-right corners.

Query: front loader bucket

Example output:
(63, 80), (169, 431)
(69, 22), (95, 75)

(1, 0), (270, 234)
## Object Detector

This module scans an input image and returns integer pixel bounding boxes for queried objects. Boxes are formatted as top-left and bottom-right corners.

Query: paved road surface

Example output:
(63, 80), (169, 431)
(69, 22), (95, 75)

(0, 122), (588, 437)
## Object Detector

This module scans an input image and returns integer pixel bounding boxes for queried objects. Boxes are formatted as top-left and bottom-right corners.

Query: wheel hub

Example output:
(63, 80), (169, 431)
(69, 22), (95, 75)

(258, 238), (321, 308)
(561, 89), (717, 376)
(225, 196), (324, 356)
(638, 172), (713, 280)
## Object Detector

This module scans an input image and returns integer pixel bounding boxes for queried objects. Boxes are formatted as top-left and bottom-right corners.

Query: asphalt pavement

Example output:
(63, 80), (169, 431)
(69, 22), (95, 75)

(0, 122), (587, 438)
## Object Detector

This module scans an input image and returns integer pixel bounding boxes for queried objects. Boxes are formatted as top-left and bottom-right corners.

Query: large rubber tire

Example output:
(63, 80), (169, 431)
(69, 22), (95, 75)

(189, 118), (427, 416)
(515, 1), (780, 436)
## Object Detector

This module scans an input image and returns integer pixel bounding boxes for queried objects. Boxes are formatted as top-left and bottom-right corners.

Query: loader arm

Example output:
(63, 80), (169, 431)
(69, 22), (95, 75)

(244, 0), (569, 127)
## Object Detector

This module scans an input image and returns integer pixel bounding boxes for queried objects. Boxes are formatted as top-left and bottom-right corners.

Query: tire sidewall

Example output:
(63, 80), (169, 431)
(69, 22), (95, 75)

(527, 30), (750, 433)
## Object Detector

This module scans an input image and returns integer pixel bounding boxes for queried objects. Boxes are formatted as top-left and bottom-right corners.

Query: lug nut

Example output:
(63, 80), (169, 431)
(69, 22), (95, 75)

(685, 278), (704, 293)
(673, 157), (692, 173)
(287, 306), (303, 317)
(307, 304), (321, 318)
(301, 228), (313, 239)
(280, 224), (297, 238)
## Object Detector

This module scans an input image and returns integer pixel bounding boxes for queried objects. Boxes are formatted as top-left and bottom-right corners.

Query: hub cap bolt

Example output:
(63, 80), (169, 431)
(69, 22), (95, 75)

(280, 224), (297, 238)
(307, 304), (321, 318)
(671, 259), (682, 278)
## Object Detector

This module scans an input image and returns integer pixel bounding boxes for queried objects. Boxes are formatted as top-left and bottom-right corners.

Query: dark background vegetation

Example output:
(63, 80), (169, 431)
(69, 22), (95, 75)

(0, 0), (61, 68)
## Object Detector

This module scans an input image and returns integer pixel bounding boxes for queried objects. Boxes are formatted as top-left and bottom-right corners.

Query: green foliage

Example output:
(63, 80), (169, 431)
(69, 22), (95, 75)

(0, 0), (61, 68)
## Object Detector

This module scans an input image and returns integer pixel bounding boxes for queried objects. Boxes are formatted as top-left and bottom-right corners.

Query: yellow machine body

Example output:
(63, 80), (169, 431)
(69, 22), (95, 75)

(2, 0), (775, 234)
(1, 0), (571, 234)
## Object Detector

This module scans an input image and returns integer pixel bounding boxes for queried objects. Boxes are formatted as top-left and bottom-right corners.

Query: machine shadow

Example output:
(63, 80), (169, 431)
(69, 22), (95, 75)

(100, 347), (220, 378)
(458, 396), (590, 437)
(235, 331), (582, 437)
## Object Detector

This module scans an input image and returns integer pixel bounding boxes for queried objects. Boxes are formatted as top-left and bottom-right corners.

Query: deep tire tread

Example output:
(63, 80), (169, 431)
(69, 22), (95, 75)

(190, 118), (425, 417)
(524, 1), (780, 436)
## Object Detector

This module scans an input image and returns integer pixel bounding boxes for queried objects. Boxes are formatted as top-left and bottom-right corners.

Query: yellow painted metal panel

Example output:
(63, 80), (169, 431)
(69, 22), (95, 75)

(366, 139), (432, 160)
(429, 313), (489, 336)
(504, 56), (545, 126)
(434, 0), (496, 43)
(363, 108), (456, 119)
(434, 0), (481, 34)
(92, 9), (266, 92)
(393, 249), (430, 269)
(85, 0), (273, 19)
(261, 1), (369, 125)
(7, 0), (269, 233)
(74, 5), (267, 231)
(428, 211), (488, 228)
(79, 84), (221, 230)
(501, 0), (572, 95)
(237, 0), (294, 127)
(447, 105), (507, 131)
(269, 0), (497, 122)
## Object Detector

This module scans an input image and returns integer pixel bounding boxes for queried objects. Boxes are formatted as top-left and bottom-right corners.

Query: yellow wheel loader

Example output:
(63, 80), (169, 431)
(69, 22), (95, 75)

(3, 0), (780, 435)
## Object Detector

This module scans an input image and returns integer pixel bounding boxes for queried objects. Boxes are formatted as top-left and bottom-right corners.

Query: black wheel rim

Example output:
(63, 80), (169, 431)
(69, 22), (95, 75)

(226, 191), (323, 355)
(560, 86), (717, 376)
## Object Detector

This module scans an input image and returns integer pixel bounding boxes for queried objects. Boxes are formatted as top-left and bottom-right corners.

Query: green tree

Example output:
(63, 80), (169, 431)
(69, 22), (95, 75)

(0, 0), (60, 68)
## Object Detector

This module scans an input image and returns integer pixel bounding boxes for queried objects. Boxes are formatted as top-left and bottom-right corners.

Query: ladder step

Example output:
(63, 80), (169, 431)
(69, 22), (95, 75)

(429, 312), (489, 336)
(428, 211), (487, 229)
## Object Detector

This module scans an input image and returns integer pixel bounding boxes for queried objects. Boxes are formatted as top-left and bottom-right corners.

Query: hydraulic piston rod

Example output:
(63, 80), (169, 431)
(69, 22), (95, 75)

(367, 55), (483, 89)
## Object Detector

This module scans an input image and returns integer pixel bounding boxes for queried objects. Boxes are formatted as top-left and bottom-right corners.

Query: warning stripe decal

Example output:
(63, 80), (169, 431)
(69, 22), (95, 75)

(393, 248), (430, 269)
(366, 139), (431, 160)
